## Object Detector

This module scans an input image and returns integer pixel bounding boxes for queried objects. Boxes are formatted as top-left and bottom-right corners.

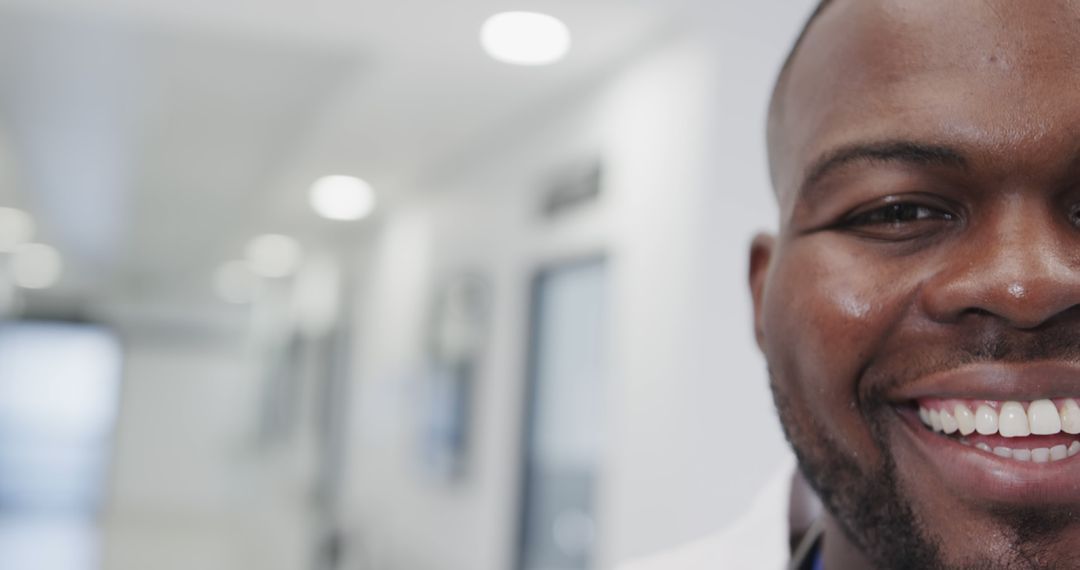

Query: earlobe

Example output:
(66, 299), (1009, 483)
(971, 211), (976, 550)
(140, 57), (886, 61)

(749, 233), (776, 351)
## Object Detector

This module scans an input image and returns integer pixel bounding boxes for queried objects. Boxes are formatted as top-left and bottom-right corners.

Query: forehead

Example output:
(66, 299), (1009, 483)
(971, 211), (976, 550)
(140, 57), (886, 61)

(773, 0), (1080, 208)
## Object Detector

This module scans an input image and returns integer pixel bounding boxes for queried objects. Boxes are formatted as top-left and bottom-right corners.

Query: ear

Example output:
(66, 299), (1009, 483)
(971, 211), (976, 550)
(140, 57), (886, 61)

(749, 233), (776, 351)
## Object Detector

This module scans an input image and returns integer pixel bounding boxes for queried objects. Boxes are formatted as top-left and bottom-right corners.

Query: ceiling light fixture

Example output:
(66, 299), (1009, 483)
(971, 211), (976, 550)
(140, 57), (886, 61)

(245, 234), (302, 279)
(310, 175), (376, 221)
(0, 207), (35, 253)
(214, 260), (258, 304)
(481, 11), (571, 66)
(11, 243), (62, 289)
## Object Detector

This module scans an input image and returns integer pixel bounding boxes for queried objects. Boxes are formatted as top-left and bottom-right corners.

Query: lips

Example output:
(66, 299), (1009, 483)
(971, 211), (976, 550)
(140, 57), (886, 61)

(887, 361), (1080, 505)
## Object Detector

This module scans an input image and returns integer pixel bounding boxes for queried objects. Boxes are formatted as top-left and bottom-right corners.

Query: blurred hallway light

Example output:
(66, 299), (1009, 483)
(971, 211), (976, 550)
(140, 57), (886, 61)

(0, 208), (35, 253)
(11, 243), (62, 290)
(309, 175), (375, 221)
(245, 234), (302, 279)
(481, 12), (571, 66)
(214, 260), (257, 304)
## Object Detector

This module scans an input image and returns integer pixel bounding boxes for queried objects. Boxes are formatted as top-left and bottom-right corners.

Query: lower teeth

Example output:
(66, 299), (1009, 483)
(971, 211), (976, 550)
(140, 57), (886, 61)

(972, 441), (1080, 462)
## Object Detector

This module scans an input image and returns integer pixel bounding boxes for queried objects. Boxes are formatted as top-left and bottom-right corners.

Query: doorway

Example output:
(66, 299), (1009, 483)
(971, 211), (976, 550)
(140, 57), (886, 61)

(517, 258), (608, 570)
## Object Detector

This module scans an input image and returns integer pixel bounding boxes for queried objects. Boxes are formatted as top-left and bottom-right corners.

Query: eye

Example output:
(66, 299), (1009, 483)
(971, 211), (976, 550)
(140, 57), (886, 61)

(846, 203), (955, 226)
(838, 200), (958, 240)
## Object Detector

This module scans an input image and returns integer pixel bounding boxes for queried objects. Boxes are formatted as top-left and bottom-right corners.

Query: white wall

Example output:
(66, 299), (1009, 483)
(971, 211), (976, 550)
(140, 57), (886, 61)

(101, 317), (312, 570)
(344, 4), (816, 569)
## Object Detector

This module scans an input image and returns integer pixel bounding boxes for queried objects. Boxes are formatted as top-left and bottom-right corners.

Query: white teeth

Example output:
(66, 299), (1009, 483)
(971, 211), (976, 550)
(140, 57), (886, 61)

(999, 401), (1031, 437)
(1028, 399), (1062, 435)
(954, 404), (976, 436)
(940, 409), (959, 434)
(929, 409), (942, 432)
(975, 404), (999, 435)
(921, 400), (1080, 463)
(976, 443), (1077, 462)
(1061, 400), (1080, 435)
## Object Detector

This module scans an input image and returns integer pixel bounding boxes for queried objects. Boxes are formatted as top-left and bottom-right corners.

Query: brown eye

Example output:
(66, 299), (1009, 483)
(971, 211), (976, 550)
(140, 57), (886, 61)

(836, 201), (959, 242)
(847, 203), (954, 226)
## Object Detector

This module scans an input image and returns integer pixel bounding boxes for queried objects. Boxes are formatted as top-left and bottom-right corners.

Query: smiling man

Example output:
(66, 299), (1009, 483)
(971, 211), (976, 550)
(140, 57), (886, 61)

(751, 0), (1080, 568)
(626, 1), (1080, 569)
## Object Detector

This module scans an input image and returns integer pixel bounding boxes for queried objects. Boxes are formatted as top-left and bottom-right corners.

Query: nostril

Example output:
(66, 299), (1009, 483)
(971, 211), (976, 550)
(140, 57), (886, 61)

(1069, 204), (1080, 227)
(957, 304), (1080, 332)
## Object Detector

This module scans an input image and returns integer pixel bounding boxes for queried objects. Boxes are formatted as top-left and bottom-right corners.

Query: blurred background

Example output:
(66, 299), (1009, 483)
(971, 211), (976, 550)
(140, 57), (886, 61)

(0, 1), (815, 569)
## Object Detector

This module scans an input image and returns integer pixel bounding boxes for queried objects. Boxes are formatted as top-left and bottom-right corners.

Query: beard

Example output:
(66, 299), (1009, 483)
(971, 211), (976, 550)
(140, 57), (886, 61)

(771, 371), (942, 569)
(770, 370), (1080, 570)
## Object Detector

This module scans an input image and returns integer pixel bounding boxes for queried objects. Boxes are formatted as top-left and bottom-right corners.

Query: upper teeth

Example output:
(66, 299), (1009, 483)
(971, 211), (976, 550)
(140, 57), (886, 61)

(918, 399), (1080, 437)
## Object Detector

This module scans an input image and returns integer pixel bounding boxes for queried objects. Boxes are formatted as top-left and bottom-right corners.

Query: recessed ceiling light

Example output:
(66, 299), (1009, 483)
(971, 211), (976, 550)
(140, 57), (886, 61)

(245, 234), (302, 279)
(481, 11), (571, 66)
(310, 175), (376, 221)
(0, 207), (35, 253)
(11, 243), (62, 289)
(214, 260), (257, 304)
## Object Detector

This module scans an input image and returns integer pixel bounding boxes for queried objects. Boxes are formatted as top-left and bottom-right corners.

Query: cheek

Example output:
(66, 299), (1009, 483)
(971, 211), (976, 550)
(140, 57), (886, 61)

(762, 242), (914, 454)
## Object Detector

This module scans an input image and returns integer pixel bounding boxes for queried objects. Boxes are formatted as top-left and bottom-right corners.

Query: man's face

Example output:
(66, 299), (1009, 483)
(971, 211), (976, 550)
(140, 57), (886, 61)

(753, 1), (1080, 567)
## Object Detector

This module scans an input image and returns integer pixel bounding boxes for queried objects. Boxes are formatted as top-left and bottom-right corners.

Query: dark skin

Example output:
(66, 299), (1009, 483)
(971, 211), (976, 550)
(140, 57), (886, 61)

(752, 1), (1080, 568)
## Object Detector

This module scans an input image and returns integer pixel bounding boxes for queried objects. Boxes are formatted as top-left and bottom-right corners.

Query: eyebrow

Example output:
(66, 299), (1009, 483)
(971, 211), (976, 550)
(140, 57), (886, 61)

(799, 140), (968, 199)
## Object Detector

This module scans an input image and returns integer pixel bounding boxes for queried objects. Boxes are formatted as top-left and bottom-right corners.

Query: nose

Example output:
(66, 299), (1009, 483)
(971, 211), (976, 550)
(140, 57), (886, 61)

(919, 202), (1080, 329)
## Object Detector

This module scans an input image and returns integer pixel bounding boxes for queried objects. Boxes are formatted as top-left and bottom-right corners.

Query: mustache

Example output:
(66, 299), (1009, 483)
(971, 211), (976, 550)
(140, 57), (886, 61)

(865, 324), (1080, 404)
(960, 329), (1080, 363)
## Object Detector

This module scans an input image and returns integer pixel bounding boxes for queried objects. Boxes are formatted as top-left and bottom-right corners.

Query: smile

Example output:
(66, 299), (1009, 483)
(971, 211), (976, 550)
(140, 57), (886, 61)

(886, 361), (1080, 505)
(916, 399), (1080, 462)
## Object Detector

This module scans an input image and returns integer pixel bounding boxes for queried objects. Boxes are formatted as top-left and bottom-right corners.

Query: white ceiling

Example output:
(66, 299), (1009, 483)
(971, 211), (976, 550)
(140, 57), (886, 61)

(0, 0), (685, 309)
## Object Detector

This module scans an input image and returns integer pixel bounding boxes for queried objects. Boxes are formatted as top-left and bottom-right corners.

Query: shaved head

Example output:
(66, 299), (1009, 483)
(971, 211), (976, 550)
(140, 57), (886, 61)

(767, 0), (834, 186)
